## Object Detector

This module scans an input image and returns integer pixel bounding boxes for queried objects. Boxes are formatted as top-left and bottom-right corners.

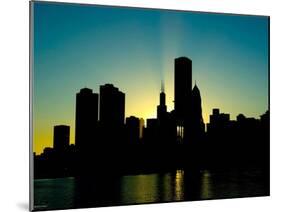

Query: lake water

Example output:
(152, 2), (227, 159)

(34, 168), (269, 210)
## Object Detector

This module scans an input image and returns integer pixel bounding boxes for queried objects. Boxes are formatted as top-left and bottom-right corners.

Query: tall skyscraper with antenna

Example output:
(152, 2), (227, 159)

(157, 80), (167, 121)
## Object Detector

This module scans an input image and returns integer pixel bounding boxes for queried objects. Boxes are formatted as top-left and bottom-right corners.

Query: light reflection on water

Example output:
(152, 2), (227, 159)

(174, 170), (185, 201)
(120, 174), (159, 204)
(34, 168), (268, 210)
(200, 170), (213, 199)
(119, 170), (188, 204)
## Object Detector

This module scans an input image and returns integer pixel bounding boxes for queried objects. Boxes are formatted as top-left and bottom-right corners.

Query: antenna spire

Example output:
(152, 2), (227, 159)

(161, 80), (165, 93)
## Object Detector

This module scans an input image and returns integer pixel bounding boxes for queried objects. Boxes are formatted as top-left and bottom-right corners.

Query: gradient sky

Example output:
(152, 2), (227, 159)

(32, 2), (269, 154)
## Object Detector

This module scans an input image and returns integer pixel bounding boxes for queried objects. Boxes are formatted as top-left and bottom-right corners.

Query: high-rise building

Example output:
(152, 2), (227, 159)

(53, 125), (70, 152)
(99, 84), (125, 145)
(143, 118), (158, 144)
(125, 116), (140, 144)
(174, 57), (192, 143)
(157, 81), (167, 121)
(190, 84), (205, 141)
(75, 88), (99, 151)
(99, 84), (125, 126)
(174, 57), (192, 121)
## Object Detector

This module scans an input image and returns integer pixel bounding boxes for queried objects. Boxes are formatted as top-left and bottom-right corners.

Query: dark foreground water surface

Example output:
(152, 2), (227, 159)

(34, 168), (269, 210)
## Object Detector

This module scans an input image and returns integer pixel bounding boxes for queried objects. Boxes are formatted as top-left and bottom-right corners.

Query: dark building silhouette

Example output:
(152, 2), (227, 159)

(75, 88), (99, 152)
(206, 108), (234, 160)
(207, 108), (230, 135)
(143, 118), (158, 144)
(174, 57), (192, 122)
(174, 57), (193, 143)
(139, 118), (144, 139)
(235, 114), (260, 144)
(156, 83), (177, 145)
(207, 108), (231, 150)
(100, 84), (125, 126)
(190, 84), (205, 142)
(157, 81), (167, 121)
(208, 109), (229, 127)
(53, 125), (70, 152)
(125, 116), (140, 144)
(43, 147), (54, 156)
(99, 84), (125, 146)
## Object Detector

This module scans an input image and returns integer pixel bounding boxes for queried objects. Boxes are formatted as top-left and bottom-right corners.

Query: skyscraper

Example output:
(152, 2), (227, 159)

(174, 57), (192, 143)
(174, 57), (192, 122)
(75, 88), (99, 152)
(99, 84), (125, 144)
(53, 125), (70, 152)
(190, 84), (205, 142)
(125, 116), (140, 144)
(144, 118), (158, 144)
(157, 81), (167, 121)
(99, 84), (125, 126)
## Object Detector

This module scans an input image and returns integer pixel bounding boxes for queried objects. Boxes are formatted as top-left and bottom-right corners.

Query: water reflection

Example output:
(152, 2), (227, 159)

(200, 170), (213, 199)
(34, 168), (268, 210)
(120, 170), (187, 204)
(120, 174), (159, 204)
(161, 173), (172, 201)
(34, 177), (75, 210)
(174, 170), (184, 201)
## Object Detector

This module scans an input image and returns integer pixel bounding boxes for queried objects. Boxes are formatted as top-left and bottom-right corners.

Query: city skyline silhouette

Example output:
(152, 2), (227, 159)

(33, 2), (269, 155)
(33, 54), (269, 154)
(31, 2), (269, 211)
(34, 55), (269, 180)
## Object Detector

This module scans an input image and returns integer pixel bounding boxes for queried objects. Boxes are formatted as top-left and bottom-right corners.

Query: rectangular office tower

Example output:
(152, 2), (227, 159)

(125, 116), (140, 144)
(53, 125), (70, 152)
(75, 88), (99, 151)
(174, 57), (192, 122)
(99, 84), (125, 126)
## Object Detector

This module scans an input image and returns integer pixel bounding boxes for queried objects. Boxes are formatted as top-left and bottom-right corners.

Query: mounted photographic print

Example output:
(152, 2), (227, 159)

(30, 1), (270, 211)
